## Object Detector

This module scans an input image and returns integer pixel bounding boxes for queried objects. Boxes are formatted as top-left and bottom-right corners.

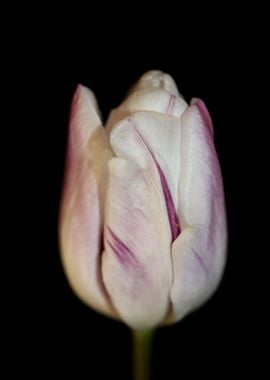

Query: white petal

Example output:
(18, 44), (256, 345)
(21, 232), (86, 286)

(168, 101), (227, 323)
(102, 116), (174, 329)
(59, 85), (116, 318)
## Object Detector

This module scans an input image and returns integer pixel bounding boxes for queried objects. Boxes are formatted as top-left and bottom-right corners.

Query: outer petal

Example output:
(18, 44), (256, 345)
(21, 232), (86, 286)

(59, 85), (115, 318)
(105, 71), (188, 134)
(102, 114), (176, 329)
(168, 100), (227, 323)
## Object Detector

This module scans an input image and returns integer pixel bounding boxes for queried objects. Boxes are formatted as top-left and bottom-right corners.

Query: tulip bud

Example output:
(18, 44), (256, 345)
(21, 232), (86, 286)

(59, 71), (227, 329)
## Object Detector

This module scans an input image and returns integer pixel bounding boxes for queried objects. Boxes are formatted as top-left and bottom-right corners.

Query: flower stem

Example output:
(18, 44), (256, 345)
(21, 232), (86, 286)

(132, 328), (155, 380)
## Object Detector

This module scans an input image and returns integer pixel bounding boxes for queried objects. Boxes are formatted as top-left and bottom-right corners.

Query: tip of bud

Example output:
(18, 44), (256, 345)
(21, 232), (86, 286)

(131, 70), (180, 97)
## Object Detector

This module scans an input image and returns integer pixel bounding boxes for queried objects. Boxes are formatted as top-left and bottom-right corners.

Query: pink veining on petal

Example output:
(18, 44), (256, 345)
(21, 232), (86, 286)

(191, 98), (214, 137)
(128, 118), (181, 242)
(166, 95), (176, 115)
(106, 226), (140, 269)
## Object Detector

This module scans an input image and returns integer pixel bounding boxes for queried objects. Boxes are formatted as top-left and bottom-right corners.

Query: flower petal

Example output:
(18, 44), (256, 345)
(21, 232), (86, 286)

(102, 116), (175, 329)
(168, 101), (227, 323)
(59, 85), (116, 318)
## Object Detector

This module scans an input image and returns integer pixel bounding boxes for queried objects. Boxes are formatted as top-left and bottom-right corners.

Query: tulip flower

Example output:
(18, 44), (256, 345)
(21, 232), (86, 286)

(59, 71), (227, 332)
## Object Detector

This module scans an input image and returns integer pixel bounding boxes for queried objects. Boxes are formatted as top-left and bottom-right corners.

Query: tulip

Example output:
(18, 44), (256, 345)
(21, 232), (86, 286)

(59, 71), (227, 331)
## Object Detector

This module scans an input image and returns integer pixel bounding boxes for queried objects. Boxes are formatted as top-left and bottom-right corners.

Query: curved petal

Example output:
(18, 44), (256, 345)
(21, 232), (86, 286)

(168, 101), (227, 323)
(102, 115), (175, 329)
(59, 85), (116, 318)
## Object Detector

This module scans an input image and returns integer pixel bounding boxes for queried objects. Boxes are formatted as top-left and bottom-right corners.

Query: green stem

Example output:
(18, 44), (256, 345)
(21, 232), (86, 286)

(132, 329), (155, 380)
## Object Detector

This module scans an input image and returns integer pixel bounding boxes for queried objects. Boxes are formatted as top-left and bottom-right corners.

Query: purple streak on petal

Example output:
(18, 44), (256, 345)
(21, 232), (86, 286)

(128, 118), (180, 242)
(155, 161), (180, 241)
(191, 98), (214, 137)
(166, 95), (176, 115)
(107, 226), (139, 268)
(107, 240), (127, 265)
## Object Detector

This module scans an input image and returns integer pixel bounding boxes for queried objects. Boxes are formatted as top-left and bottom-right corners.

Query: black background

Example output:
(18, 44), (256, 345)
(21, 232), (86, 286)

(3, 1), (269, 380)
(15, 17), (264, 378)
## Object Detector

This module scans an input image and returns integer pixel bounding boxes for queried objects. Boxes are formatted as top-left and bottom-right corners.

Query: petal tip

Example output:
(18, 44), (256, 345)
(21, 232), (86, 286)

(72, 83), (85, 102)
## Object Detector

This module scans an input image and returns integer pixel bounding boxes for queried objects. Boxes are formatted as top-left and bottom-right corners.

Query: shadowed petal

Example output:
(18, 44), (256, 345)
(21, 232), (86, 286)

(59, 85), (116, 318)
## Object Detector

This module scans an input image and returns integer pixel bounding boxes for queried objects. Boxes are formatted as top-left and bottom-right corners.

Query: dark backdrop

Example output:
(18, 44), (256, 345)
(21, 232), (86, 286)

(41, 59), (258, 379)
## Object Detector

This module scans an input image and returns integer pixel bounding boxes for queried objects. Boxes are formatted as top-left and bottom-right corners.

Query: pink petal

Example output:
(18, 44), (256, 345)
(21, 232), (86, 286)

(59, 85), (116, 318)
